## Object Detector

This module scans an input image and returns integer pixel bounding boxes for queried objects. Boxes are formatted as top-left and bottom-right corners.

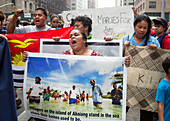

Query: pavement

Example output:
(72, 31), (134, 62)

(17, 89), (140, 121)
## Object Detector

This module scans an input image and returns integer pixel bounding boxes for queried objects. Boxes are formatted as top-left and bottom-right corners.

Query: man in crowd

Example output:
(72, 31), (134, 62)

(7, 7), (53, 34)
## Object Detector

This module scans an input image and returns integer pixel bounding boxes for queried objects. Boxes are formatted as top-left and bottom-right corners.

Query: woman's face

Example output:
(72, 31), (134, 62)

(50, 17), (59, 28)
(134, 20), (148, 39)
(69, 29), (86, 51)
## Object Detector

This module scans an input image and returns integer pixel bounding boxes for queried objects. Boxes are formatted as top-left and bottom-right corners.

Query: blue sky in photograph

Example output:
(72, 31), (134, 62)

(26, 56), (124, 95)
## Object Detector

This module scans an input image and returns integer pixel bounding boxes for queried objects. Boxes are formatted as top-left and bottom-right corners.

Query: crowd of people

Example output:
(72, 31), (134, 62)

(0, 6), (170, 121)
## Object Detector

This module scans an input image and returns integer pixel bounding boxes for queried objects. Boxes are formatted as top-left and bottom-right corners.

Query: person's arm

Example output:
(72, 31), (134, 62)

(158, 102), (164, 121)
(132, 7), (139, 18)
(27, 88), (32, 99)
(7, 9), (24, 34)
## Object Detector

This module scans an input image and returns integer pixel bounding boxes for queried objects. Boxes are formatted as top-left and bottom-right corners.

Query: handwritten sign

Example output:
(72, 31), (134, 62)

(125, 46), (170, 112)
(62, 6), (134, 39)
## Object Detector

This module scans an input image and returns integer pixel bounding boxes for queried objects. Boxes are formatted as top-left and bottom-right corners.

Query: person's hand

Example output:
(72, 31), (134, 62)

(148, 44), (158, 50)
(132, 7), (139, 17)
(0, 34), (7, 40)
(104, 36), (113, 41)
(125, 56), (130, 67)
(22, 51), (28, 62)
(27, 95), (29, 99)
(53, 36), (62, 42)
(14, 9), (24, 17)
(124, 41), (130, 47)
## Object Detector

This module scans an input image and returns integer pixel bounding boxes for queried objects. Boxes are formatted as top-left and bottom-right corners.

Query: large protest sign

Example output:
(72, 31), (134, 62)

(24, 53), (127, 121)
(125, 46), (170, 112)
(62, 6), (134, 39)
(41, 39), (122, 57)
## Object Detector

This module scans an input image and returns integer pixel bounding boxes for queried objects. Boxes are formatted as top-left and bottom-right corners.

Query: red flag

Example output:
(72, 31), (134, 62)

(6, 26), (74, 66)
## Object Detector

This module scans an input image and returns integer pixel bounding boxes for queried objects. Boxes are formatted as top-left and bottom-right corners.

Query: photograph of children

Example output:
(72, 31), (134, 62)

(24, 53), (127, 121)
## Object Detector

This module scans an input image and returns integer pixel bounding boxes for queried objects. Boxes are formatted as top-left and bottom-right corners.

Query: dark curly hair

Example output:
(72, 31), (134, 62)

(75, 16), (92, 35)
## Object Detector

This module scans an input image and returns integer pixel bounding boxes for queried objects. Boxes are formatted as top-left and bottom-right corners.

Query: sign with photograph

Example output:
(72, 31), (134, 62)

(24, 53), (127, 121)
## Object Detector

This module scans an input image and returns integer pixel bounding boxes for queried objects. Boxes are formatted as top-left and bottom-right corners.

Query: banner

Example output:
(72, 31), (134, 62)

(62, 6), (134, 39)
(24, 53), (127, 121)
(6, 26), (74, 87)
(41, 39), (122, 57)
(125, 46), (170, 112)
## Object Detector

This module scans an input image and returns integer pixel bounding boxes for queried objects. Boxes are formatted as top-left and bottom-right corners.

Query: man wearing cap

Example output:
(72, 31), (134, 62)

(152, 18), (170, 50)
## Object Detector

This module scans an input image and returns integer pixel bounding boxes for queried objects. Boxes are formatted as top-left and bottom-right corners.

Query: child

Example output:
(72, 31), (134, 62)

(50, 14), (59, 29)
(155, 56), (170, 121)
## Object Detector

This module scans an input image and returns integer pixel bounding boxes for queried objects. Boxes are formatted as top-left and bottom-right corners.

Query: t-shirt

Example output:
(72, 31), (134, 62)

(14, 25), (53, 33)
(70, 89), (78, 99)
(122, 32), (160, 48)
(92, 84), (102, 103)
(30, 83), (43, 97)
(155, 78), (170, 121)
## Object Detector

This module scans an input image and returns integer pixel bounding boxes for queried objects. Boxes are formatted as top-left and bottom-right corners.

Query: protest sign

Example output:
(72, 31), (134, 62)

(24, 53), (127, 121)
(41, 39), (122, 57)
(125, 46), (170, 112)
(62, 6), (134, 39)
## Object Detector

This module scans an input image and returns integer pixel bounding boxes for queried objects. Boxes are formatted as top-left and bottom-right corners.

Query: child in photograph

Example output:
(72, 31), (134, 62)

(155, 56), (170, 121)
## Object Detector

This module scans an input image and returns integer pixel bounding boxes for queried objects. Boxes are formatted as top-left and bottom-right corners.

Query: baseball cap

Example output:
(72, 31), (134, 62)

(152, 18), (168, 28)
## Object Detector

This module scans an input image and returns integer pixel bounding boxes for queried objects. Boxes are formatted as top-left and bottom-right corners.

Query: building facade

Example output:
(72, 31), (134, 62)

(134, 0), (170, 21)
(71, 0), (97, 10)
(0, 0), (71, 20)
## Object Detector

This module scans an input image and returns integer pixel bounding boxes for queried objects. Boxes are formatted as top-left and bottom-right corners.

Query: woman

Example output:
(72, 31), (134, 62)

(105, 14), (160, 51)
(122, 14), (160, 121)
(123, 14), (160, 51)
(62, 28), (102, 56)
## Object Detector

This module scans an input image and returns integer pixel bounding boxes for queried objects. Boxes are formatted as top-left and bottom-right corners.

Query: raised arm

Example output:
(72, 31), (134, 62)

(7, 9), (24, 34)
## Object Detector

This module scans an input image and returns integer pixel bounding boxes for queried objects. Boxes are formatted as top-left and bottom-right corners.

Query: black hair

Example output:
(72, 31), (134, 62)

(70, 19), (75, 26)
(35, 8), (47, 17)
(70, 28), (87, 47)
(0, 10), (5, 21)
(90, 79), (95, 82)
(50, 14), (59, 21)
(134, 14), (151, 46)
(35, 77), (41, 81)
(162, 56), (170, 74)
(75, 16), (92, 35)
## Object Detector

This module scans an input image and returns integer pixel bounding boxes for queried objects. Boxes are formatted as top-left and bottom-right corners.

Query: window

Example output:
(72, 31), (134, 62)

(25, 1), (27, 8)
(149, 1), (156, 8)
(29, 3), (32, 10)
(129, 3), (134, 5)
(143, 3), (145, 9)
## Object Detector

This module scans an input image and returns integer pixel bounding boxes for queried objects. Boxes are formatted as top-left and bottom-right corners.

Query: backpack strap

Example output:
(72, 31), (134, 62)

(160, 33), (168, 48)
(127, 35), (129, 41)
